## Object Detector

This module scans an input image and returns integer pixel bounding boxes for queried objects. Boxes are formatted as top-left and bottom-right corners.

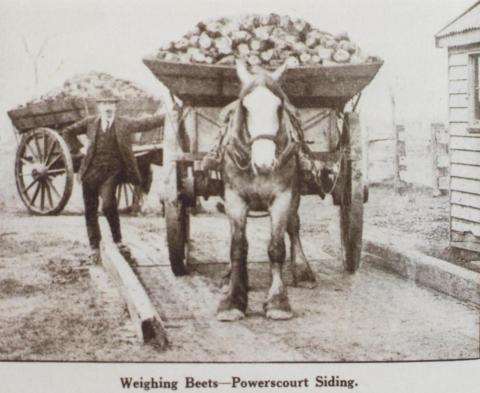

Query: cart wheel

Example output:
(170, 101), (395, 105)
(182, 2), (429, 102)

(165, 162), (190, 276)
(339, 113), (364, 273)
(116, 182), (143, 214)
(15, 128), (73, 215)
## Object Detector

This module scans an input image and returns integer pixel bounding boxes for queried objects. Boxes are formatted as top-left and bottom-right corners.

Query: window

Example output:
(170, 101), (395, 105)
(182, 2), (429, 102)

(474, 55), (480, 123)
(469, 54), (480, 132)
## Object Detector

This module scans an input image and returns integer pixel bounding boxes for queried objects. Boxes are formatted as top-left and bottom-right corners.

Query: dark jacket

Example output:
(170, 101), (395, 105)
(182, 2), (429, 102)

(62, 114), (164, 184)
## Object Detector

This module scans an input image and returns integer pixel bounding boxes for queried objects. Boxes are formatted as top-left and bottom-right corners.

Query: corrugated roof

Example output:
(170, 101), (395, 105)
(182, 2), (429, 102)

(436, 0), (480, 38)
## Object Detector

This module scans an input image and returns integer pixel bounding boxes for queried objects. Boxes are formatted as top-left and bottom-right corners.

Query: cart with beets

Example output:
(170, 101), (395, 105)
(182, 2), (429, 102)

(7, 97), (164, 215)
(142, 57), (383, 275)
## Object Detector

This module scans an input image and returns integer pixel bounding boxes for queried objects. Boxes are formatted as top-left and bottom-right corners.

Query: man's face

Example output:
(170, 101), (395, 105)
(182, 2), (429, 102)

(97, 102), (117, 122)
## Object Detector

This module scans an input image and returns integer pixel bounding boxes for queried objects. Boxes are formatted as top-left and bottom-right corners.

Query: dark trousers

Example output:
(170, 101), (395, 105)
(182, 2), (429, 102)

(82, 174), (122, 249)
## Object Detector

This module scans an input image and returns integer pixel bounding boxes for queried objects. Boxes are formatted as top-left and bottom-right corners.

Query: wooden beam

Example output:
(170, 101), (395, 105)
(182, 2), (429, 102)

(363, 229), (480, 306)
(101, 242), (168, 349)
(436, 30), (480, 48)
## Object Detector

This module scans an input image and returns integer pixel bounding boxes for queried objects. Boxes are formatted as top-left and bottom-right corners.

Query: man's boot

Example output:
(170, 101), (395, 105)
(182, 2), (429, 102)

(86, 248), (101, 265)
(116, 242), (137, 266)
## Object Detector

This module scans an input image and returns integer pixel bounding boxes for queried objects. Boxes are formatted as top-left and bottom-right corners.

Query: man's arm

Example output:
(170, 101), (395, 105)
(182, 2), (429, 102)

(124, 113), (165, 134)
(61, 116), (92, 153)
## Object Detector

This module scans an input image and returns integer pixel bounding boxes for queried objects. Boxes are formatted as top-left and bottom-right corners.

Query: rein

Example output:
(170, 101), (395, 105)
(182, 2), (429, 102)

(226, 126), (298, 172)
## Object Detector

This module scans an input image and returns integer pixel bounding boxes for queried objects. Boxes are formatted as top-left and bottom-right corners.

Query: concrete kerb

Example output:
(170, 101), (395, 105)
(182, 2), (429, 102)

(363, 231), (480, 307)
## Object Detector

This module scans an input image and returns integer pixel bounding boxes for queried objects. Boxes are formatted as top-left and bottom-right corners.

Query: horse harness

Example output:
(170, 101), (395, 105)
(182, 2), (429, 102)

(224, 82), (302, 172)
(202, 77), (345, 199)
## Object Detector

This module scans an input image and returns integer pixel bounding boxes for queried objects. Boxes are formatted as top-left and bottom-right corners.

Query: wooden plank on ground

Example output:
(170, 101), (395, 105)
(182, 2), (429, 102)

(125, 239), (168, 267)
(363, 227), (480, 306)
(451, 190), (480, 209)
(101, 242), (168, 349)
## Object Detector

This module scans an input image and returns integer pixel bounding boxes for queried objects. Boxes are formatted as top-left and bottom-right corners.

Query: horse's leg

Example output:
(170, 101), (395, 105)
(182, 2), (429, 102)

(217, 188), (249, 321)
(220, 266), (232, 293)
(287, 194), (316, 288)
(264, 191), (294, 320)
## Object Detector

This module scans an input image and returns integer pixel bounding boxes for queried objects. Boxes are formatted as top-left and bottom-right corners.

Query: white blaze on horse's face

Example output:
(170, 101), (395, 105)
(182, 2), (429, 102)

(243, 87), (281, 174)
(236, 60), (288, 175)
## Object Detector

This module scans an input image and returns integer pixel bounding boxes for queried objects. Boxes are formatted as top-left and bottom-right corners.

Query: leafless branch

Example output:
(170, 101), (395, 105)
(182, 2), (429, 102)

(37, 34), (58, 58)
(21, 35), (32, 57)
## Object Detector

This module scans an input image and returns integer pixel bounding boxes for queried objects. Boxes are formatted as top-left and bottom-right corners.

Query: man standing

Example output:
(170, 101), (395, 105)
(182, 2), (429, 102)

(62, 92), (164, 264)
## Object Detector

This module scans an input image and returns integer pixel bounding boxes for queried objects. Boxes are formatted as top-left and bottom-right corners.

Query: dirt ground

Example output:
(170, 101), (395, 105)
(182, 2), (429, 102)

(0, 185), (478, 361)
(0, 216), (135, 360)
(366, 183), (479, 268)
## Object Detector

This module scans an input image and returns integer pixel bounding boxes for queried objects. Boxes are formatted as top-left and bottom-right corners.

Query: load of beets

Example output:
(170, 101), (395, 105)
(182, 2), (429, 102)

(14, 72), (156, 109)
(154, 13), (380, 68)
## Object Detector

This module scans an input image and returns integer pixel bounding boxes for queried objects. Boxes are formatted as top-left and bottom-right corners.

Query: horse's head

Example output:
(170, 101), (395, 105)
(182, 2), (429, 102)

(236, 60), (289, 175)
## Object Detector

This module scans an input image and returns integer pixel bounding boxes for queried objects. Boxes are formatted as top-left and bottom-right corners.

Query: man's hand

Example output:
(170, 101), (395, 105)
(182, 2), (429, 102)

(77, 135), (90, 155)
(154, 104), (164, 115)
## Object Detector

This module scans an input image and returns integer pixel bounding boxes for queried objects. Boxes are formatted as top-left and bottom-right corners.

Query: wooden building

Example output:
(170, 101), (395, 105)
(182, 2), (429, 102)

(436, 1), (480, 252)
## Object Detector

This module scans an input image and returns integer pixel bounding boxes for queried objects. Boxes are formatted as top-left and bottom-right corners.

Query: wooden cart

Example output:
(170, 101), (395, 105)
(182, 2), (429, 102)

(7, 97), (164, 215)
(143, 58), (383, 275)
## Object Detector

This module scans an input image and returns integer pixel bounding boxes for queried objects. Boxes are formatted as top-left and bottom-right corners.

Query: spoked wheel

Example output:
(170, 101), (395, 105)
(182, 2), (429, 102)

(339, 113), (364, 273)
(165, 162), (190, 276)
(116, 182), (144, 214)
(15, 128), (73, 215)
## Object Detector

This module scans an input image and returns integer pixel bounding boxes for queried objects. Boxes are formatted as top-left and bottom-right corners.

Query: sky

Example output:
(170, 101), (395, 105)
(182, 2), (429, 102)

(0, 0), (474, 144)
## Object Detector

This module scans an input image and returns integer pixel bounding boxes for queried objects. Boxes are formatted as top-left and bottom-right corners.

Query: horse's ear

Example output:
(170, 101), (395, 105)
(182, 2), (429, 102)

(269, 61), (288, 81)
(236, 59), (252, 85)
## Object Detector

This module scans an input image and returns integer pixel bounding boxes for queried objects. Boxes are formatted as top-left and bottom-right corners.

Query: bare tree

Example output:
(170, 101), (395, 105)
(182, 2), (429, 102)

(22, 34), (57, 96)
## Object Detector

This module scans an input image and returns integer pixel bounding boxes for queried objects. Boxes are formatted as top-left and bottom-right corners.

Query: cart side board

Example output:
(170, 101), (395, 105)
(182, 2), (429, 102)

(143, 59), (383, 108)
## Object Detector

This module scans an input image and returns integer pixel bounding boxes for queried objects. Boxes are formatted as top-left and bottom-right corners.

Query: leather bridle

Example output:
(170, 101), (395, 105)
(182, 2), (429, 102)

(227, 85), (299, 172)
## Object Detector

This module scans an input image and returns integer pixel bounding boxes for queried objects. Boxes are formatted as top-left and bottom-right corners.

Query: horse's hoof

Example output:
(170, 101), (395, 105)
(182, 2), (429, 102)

(217, 309), (245, 322)
(293, 265), (316, 287)
(263, 294), (292, 320)
(296, 280), (317, 289)
(266, 309), (294, 320)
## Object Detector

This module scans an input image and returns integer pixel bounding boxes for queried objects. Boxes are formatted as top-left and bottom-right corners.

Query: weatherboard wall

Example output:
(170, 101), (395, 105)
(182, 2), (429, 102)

(447, 45), (480, 251)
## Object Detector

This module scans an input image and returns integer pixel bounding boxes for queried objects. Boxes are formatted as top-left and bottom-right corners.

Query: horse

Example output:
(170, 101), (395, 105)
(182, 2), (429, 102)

(217, 60), (316, 321)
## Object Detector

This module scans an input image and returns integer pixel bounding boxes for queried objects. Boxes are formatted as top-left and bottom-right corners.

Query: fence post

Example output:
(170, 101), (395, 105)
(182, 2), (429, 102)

(394, 124), (407, 193)
(431, 123), (449, 196)
(365, 126), (370, 184)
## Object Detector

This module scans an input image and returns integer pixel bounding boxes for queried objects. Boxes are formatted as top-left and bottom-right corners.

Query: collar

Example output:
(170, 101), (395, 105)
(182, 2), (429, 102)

(99, 116), (115, 132)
